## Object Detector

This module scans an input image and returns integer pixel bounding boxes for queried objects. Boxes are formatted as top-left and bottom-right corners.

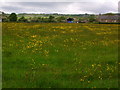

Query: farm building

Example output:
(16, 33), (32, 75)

(98, 15), (120, 23)
(67, 18), (74, 23)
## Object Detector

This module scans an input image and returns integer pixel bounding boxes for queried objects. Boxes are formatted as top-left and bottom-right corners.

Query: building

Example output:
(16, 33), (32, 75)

(98, 15), (120, 23)
(67, 18), (74, 23)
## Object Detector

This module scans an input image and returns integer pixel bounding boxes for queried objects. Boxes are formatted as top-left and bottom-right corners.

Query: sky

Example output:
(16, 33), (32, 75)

(0, 0), (119, 14)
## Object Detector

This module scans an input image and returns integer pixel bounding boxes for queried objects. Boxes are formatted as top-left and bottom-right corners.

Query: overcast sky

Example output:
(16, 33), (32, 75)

(0, 0), (119, 14)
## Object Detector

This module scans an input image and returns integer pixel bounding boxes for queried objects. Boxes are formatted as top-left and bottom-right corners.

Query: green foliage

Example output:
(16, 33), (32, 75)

(104, 13), (115, 15)
(56, 16), (66, 22)
(89, 16), (96, 22)
(29, 17), (39, 22)
(18, 16), (28, 22)
(79, 18), (87, 21)
(48, 15), (55, 22)
(9, 13), (17, 22)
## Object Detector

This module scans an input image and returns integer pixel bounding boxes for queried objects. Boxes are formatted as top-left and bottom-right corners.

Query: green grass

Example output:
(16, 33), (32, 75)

(2, 23), (119, 88)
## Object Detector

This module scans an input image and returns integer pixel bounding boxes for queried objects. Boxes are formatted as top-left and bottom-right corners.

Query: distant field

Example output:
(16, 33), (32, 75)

(2, 23), (119, 88)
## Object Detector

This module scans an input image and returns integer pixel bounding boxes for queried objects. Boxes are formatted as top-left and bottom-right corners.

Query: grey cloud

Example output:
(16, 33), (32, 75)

(75, 2), (118, 13)
(0, 2), (118, 14)
(18, 2), (72, 7)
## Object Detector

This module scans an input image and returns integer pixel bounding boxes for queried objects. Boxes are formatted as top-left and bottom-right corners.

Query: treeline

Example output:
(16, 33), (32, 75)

(2, 12), (97, 23)
(2, 13), (67, 23)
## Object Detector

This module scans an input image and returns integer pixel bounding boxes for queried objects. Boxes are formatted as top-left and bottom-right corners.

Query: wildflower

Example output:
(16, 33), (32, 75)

(31, 35), (37, 38)
(83, 48), (86, 50)
(92, 64), (95, 67)
(80, 79), (84, 82)
(88, 81), (90, 83)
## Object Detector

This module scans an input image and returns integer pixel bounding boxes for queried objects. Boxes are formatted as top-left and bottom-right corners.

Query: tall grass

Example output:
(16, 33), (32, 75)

(2, 23), (119, 88)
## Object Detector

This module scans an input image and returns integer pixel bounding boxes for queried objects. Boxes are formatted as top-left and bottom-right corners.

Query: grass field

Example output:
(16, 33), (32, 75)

(2, 23), (119, 88)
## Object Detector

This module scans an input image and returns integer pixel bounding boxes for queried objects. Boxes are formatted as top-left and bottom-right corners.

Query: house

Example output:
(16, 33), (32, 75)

(67, 18), (74, 23)
(98, 15), (120, 23)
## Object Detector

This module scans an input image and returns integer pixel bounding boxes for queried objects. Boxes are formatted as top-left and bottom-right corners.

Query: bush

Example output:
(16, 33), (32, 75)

(48, 16), (55, 22)
(18, 16), (28, 22)
(9, 13), (17, 22)
(56, 16), (66, 22)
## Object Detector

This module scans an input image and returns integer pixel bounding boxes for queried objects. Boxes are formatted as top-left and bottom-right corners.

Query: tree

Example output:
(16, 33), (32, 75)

(41, 18), (49, 23)
(18, 16), (28, 22)
(9, 13), (17, 22)
(56, 16), (66, 22)
(30, 17), (40, 22)
(89, 16), (96, 22)
(104, 13), (114, 15)
(48, 15), (55, 22)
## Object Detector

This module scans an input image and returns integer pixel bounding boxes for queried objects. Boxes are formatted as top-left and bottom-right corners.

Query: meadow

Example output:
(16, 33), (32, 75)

(2, 23), (119, 88)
